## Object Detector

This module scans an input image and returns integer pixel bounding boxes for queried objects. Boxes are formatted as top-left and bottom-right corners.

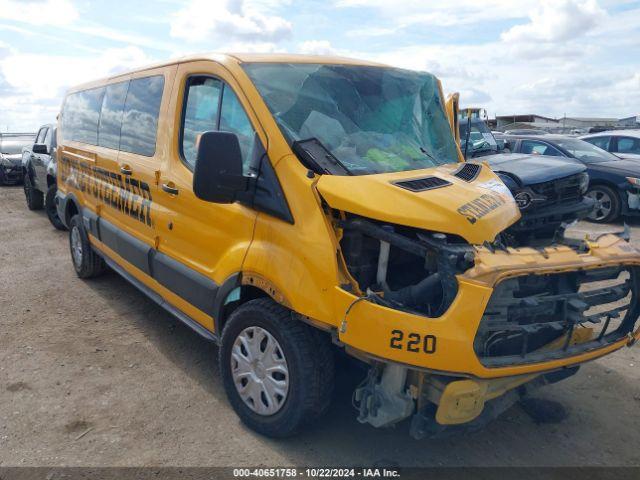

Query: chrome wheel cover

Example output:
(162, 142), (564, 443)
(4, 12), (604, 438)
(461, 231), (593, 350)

(231, 326), (289, 416)
(586, 189), (612, 221)
(70, 226), (83, 267)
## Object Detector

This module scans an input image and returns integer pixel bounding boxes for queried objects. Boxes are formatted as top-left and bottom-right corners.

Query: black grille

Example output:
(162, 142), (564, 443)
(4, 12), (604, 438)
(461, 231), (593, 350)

(453, 163), (482, 182)
(474, 266), (640, 367)
(394, 176), (451, 192)
(530, 173), (583, 207)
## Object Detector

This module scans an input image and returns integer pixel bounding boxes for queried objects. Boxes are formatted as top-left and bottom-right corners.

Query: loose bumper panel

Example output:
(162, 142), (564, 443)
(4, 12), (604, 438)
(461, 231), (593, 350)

(474, 265), (640, 367)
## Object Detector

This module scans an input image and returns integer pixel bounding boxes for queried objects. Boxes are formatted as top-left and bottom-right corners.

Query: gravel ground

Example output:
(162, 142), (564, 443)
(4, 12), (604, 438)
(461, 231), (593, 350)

(1, 184), (639, 467)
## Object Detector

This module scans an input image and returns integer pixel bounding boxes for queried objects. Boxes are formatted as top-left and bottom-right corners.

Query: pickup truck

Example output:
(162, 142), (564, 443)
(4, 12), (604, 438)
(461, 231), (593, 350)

(21, 124), (65, 229)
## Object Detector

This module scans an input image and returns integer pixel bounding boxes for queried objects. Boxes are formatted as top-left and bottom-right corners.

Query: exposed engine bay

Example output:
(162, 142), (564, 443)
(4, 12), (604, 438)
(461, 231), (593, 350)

(337, 215), (474, 317)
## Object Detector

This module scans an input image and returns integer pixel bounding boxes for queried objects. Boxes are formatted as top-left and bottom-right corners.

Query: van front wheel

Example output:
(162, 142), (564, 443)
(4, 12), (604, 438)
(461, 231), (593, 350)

(219, 298), (334, 437)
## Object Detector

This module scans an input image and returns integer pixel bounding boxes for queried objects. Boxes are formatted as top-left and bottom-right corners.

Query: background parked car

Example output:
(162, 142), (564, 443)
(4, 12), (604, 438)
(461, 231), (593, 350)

(504, 134), (640, 223)
(0, 132), (35, 185)
(480, 153), (592, 245)
(503, 128), (548, 135)
(581, 130), (640, 161)
(21, 124), (65, 230)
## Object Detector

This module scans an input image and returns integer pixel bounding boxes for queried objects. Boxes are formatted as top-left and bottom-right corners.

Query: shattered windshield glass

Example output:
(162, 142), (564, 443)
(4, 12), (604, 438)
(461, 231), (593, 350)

(242, 63), (459, 175)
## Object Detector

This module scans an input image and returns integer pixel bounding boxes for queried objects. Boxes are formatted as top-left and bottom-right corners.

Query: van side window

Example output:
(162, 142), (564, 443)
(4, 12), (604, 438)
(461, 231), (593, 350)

(62, 87), (105, 145)
(219, 86), (255, 174)
(119, 75), (164, 157)
(181, 76), (222, 168)
(98, 81), (129, 150)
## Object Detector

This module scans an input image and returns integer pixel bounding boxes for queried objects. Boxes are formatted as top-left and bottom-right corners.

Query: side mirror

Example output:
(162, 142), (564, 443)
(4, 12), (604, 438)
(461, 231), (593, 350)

(32, 143), (48, 155)
(193, 131), (247, 203)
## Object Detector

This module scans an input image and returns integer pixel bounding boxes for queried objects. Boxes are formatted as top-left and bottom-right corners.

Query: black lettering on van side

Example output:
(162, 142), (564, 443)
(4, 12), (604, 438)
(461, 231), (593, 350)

(60, 156), (154, 228)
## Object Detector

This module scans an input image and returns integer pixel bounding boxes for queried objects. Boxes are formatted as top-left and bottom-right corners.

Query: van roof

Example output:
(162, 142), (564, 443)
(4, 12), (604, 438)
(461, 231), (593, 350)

(68, 52), (389, 93)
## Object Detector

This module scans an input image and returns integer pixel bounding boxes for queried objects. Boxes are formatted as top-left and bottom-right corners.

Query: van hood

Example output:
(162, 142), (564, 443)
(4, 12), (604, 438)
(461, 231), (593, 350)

(316, 163), (520, 245)
(481, 153), (586, 185)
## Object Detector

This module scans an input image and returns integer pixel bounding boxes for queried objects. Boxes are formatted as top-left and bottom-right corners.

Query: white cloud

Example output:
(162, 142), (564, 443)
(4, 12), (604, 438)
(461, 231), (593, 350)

(0, 46), (153, 130)
(501, 0), (607, 43)
(297, 40), (336, 55)
(345, 27), (396, 38)
(170, 0), (292, 44)
(0, 0), (78, 26)
(337, 0), (539, 30)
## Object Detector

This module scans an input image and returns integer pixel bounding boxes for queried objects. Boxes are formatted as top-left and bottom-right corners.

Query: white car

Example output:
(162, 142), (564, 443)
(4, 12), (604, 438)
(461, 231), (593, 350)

(581, 130), (640, 161)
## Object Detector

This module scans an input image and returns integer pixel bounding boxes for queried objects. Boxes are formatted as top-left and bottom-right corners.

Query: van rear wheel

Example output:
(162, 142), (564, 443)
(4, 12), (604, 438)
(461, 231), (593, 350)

(69, 214), (106, 278)
(219, 298), (334, 437)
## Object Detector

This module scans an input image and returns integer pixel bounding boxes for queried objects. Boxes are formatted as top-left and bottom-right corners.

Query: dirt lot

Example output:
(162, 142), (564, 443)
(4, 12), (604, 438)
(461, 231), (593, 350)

(1, 184), (639, 467)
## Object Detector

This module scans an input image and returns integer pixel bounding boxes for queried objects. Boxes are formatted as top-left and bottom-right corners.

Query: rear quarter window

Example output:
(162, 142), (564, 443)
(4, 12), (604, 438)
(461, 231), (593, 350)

(62, 87), (106, 145)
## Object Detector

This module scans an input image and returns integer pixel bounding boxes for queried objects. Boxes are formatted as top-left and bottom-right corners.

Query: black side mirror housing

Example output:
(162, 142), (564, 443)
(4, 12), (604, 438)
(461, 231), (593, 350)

(193, 131), (247, 203)
(32, 143), (48, 155)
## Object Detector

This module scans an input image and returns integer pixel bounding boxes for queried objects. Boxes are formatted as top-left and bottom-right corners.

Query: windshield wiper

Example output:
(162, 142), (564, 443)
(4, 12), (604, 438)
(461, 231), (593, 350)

(292, 138), (352, 176)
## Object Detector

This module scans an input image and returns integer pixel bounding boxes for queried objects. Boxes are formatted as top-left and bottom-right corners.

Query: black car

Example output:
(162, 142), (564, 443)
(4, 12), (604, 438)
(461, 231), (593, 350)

(0, 133), (35, 185)
(504, 134), (640, 223)
(21, 124), (65, 230)
(479, 153), (593, 245)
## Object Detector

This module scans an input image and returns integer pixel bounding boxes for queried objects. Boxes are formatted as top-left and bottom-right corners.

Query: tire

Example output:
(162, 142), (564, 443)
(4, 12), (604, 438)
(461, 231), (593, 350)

(45, 184), (67, 230)
(69, 214), (106, 278)
(23, 173), (44, 210)
(219, 298), (334, 437)
(585, 185), (621, 223)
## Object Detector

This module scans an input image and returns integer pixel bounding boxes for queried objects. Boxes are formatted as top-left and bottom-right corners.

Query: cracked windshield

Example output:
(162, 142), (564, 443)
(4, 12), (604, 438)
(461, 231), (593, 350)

(243, 63), (460, 175)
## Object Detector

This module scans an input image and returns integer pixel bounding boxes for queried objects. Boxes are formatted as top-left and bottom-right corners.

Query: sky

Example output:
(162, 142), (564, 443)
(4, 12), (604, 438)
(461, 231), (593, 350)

(0, 0), (639, 132)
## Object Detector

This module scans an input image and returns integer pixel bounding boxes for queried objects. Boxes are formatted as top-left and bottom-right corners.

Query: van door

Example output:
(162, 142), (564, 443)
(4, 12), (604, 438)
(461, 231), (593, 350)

(95, 69), (174, 277)
(153, 61), (261, 331)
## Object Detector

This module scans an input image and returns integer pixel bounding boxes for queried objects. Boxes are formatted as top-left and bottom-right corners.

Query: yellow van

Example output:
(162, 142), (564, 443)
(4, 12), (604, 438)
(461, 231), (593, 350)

(56, 53), (640, 438)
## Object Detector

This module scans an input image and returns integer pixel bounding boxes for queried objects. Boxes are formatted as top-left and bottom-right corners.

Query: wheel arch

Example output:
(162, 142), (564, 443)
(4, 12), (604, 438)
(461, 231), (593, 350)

(587, 179), (626, 203)
(62, 192), (81, 227)
(212, 272), (292, 338)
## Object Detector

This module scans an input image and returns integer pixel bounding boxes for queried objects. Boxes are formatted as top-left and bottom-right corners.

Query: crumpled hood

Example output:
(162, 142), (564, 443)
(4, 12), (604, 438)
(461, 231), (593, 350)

(316, 163), (520, 244)
(481, 153), (586, 185)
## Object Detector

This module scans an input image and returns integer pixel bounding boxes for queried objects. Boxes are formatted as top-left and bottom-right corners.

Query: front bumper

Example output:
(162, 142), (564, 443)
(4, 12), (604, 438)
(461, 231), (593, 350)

(0, 162), (24, 183)
(336, 233), (640, 379)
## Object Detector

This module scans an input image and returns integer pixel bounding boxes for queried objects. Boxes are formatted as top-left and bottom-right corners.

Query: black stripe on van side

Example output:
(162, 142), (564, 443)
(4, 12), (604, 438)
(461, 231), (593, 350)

(96, 217), (151, 276)
(85, 212), (219, 317)
(151, 252), (218, 316)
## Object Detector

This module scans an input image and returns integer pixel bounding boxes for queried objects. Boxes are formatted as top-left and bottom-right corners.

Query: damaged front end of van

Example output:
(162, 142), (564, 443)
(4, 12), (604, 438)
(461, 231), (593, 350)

(311, 158), (640, 438)
(243, 61), (640, 438)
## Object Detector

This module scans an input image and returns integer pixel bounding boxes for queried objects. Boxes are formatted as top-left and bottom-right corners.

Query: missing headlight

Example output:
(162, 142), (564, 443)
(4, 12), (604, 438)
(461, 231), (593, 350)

(337, 215), (474, 317)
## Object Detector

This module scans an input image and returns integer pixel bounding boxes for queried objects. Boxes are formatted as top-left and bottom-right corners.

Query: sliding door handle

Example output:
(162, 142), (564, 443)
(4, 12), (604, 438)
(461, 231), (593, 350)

(120, 165), (132, 175)
(162, 182), (179, 195)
